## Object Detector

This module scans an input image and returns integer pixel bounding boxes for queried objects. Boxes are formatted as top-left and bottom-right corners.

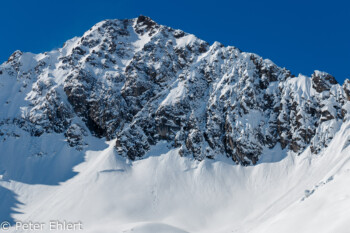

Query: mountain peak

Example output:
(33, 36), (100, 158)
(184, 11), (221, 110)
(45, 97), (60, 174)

(1, 16), (349, 233)
(6, 50), (22, 63)
(0, 17), (348, 166)
(136, 15), (155, 24)
(134, 15), (160, 36)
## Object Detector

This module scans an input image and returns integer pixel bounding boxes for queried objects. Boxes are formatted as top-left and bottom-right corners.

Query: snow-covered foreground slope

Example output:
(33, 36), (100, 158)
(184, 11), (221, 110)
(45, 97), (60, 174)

(252, 123), (350, 233)
(1, 121), (350, 233)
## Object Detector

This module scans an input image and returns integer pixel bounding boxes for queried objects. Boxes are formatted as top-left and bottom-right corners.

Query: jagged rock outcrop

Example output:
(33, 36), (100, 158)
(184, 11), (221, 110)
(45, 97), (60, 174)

(0, 16), (349, 165)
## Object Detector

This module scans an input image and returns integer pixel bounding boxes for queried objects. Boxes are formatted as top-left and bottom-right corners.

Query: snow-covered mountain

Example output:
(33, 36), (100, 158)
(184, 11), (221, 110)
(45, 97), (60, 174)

(1, 16), (350, 233)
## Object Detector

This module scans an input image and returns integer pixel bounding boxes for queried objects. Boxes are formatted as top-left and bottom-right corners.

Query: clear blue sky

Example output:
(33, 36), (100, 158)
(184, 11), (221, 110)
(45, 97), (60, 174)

(1, 0), (349, 83)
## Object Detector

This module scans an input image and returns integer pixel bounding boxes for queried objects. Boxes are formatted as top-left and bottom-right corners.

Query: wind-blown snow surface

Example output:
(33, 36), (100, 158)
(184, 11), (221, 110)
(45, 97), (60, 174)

(1, 121), (350, 233)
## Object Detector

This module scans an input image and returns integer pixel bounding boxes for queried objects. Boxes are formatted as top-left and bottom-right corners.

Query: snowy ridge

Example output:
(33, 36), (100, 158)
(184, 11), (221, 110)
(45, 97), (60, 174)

(0, 15), (350, 232)
(0, 16), (349, 164)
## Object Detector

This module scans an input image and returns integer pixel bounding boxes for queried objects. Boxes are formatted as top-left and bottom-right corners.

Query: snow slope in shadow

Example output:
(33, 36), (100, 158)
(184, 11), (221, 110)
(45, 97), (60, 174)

(0, 185), (22, 224)
(0, 130), (108, 227)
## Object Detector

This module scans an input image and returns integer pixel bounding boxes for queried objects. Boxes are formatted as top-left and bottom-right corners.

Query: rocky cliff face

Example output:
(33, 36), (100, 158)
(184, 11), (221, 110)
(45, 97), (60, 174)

(1, 16), (349, 165)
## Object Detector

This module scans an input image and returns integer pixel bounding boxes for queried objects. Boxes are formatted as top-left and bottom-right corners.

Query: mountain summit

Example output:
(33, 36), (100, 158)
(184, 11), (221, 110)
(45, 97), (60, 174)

(1, 15), (349, 166)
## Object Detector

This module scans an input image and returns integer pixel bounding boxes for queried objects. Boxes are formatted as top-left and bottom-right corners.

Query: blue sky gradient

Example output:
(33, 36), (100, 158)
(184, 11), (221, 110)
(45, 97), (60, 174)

(1, 0), (349, 83)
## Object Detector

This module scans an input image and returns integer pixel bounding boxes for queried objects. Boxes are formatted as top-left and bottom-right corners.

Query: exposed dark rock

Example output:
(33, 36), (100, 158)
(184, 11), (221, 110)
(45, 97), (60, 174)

(312, 71), (338, 93)
(343, 79), (350, 101)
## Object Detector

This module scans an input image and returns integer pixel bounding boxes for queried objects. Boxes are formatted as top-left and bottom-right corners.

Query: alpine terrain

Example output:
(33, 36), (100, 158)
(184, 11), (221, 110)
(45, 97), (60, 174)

(0, 16), (350, 233)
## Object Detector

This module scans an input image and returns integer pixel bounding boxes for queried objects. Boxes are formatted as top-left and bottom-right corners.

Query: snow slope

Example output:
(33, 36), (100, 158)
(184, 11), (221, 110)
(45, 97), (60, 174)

(0, 121), (349, 233)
